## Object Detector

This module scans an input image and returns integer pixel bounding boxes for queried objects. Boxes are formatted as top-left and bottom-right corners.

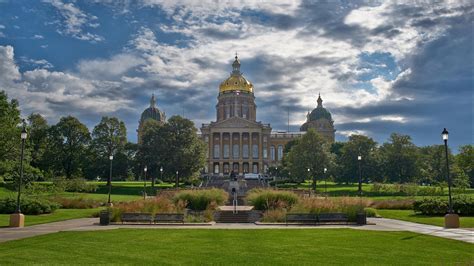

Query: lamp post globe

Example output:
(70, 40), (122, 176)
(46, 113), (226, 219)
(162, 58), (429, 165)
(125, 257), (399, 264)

(442, 128), (459, 228)
(10, 123), (27, 227)
(324, 167), (328, 196)
(160, 166), (163, 183)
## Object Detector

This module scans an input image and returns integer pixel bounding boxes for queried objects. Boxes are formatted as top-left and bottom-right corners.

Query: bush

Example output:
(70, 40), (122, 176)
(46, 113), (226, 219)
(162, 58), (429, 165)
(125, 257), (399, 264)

(0, 197), (60, 215)
(246, 189), (299, 211)
(110, 195), (185, 222)
(370, 199), (414, 210)
(413, 195), (474, 216)
(290, 197), (370, 222)
(364, 207), (380, 218)
(261, 209), (287, 223)
(173, 189), (228, 211)
(50, 196), (102, 209)
(53, 177), (98, 193)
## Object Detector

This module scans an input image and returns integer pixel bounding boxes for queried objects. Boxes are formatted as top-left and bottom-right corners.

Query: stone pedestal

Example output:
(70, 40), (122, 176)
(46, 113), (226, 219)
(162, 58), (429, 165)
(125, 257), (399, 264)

(444, 213), (460, 228)
(9, 213), (25, 227)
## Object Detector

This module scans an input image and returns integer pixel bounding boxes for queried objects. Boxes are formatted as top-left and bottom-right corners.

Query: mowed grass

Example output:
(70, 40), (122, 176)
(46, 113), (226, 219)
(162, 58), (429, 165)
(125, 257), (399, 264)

(0, 208), (102, 227)
(377, 209), (474, 228)
(0, 229), (472, 265)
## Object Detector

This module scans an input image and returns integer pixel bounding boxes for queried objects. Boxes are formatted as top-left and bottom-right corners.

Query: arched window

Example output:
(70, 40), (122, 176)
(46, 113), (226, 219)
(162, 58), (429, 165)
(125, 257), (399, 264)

(270, 146), (275, 161)
(277, 145), (283, 161)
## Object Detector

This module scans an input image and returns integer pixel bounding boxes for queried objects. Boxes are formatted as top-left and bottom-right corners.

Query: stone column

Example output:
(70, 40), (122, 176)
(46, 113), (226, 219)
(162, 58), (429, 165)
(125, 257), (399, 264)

(249, 132), (253, 173)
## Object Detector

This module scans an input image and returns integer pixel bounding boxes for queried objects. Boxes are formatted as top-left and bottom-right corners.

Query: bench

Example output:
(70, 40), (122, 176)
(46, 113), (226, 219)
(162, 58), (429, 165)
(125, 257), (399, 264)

(286, 213), (318, 225)
(154, 213), (184, 224)
(318, 213), (348, 224)
(121, 213), (153, 224)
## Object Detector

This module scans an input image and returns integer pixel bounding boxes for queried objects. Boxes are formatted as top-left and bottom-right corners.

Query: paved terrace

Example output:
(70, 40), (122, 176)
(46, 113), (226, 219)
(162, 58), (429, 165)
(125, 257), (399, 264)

(1, 218), (472, 244)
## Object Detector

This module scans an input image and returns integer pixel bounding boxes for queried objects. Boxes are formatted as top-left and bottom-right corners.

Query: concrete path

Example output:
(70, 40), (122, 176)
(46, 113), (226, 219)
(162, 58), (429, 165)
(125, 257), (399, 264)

(1, 217), (473, 244)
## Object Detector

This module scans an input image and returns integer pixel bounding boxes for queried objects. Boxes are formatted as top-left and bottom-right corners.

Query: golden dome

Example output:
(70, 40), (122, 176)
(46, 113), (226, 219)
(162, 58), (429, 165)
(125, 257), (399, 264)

(219, 75), (254, 93)
(219, 55), (254, 94)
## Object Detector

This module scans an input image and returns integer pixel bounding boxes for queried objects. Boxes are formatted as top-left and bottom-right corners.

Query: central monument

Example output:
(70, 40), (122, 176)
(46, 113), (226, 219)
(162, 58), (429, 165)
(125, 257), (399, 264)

(200, 55), (302, 176)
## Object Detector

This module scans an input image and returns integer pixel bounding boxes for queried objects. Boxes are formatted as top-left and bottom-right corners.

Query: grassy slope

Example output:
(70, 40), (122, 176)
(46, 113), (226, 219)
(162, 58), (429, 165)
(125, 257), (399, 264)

(0, 229), (472, 265)
(0, 208), (102, 227)
(377, 209), (474, 228)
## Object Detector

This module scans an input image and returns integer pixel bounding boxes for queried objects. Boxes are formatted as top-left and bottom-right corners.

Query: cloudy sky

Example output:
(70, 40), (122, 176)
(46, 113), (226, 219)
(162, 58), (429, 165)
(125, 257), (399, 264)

(0, 0), (472, 149)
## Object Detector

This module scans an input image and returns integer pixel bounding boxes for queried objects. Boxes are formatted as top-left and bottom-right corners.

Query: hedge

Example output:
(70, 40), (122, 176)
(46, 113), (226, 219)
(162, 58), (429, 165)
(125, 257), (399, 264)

(0, 197), (60, 215)
(413, 195), (474, 216)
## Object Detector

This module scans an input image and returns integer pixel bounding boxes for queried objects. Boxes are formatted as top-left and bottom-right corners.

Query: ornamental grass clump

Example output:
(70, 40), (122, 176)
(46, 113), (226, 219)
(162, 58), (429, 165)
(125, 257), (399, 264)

(290, 197), (370, 222)
(173, 189), (228, 211)
(246, 189), (299, 210)
(370, 199), (414, 210)
(50, 196), (102, 209)
(110, 195), (184, 222)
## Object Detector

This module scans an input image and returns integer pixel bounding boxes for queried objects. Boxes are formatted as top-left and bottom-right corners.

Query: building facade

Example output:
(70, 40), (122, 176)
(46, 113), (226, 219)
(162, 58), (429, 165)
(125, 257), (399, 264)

(138, 56), (336, 176)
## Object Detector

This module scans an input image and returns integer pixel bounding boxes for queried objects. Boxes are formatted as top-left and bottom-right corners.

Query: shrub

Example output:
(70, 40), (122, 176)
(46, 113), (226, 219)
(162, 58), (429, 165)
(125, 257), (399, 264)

(290, 197), (370, 222)
(246, 189), (299, 211)
(370, 199), (414, 210)
(0, 197), (60, 215)
(364, 207), (380, 218)
(261, 209), (287, 223)
(110, 195), (184, 222)
(53, 177), (97, 193)
(50, 196), (102, 209)
(413, 196), (474, 216)
(173, 189), (228, 211)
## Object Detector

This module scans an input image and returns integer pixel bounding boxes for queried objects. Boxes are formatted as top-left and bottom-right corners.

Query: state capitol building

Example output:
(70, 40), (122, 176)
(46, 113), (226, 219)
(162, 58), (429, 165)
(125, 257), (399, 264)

(138, 55), (336, 176)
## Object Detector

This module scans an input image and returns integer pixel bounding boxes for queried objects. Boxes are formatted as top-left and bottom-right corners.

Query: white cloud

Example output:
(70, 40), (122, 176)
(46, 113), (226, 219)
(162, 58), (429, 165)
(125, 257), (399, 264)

(44, 0), (103, 42)
(32, 34), (44, 39)
(77, 53), (145, 79)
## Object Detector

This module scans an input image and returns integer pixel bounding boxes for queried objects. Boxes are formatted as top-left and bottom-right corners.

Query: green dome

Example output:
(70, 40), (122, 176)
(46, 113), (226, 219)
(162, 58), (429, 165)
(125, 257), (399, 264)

(140, 94), (165, 122)
(308, 106), (332, 121)
(141, 107), (163, 122)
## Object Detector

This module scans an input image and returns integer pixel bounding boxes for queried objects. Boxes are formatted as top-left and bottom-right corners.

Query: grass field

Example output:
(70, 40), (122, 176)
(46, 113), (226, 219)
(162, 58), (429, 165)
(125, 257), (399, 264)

(377, 209), (474, 228)
(0, 208), (102, 227)
(0, 229), (472, 265)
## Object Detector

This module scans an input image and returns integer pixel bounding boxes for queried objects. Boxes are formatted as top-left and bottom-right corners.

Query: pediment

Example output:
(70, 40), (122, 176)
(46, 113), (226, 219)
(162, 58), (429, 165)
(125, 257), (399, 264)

(211, 117), (263, 129)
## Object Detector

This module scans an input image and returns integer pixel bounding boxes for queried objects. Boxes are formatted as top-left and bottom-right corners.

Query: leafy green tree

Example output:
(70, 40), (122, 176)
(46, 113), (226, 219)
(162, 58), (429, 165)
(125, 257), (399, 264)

(456, 145), (473, 187)
(418, 145), (454, 185)
(138, 116), (206, 187)
(27, 113), (49, 170)
(334, 135), (381, 184)
(286, 129), (332, 190)
(0, 91), (21, 162)
(43, 116), (91, 178)
(90, 117), (127, 184)
(379, 133), (420, 183)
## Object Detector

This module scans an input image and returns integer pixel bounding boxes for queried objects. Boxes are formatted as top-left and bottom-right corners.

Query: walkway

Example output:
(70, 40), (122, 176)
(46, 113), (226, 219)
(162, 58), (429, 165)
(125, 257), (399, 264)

(0, 218), (472, 244)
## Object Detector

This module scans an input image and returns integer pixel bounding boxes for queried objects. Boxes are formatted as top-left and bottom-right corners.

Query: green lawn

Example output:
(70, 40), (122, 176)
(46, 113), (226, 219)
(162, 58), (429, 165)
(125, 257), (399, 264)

(0, 208), (102, 227)
(377, 209), (474, 228)
(0, 229), (472, 265)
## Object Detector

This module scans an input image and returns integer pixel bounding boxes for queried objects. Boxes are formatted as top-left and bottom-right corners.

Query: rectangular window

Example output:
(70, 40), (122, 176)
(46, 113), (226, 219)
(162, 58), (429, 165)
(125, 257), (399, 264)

(223, 144), (229, 159)
(213, 144), (220, 159)
(243, 144), (249, 159)
(252, 144), (259, 159)
(277, 145), (283, 161)
(232, 144), (239, 158)
(263, 144), (267, 159)
(270, 146), (275, 161)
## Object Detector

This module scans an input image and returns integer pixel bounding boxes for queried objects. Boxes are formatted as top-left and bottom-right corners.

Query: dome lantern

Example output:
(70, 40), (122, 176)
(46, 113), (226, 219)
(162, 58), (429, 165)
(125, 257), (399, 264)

(219, 54), (254, 94)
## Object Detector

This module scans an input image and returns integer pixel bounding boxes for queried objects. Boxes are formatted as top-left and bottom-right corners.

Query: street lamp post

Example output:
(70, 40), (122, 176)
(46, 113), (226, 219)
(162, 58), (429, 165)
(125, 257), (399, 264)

(176, 171), (179, 189)
(107, 155), (113, 207)
(442, 128), (459, 228)
(10, 123), (27, 227)
(143, 166), (147, 200)
(357, 155), (362, 196)
(160, 166), (163, 183)
(324, 167), (328, 196)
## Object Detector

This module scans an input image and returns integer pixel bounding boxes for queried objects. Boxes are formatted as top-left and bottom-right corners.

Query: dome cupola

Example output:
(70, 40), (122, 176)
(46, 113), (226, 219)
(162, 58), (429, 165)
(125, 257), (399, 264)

(219, 54), (254, 94)
(140, 94), (165, 122)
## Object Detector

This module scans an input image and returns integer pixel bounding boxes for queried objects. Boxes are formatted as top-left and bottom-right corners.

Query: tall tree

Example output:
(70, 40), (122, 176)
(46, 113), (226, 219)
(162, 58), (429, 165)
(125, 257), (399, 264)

(44, 116), (91, 178)
(456, 145), (473, 187)
(286, 129), (332, 188)
(138, 116), (206, 187)
(418, 145), (454, 185)
(0, 91), (21, 162)
(379, 133), (420, 183)
(90, 117), (127, 183)
(334, 135), (381, 184)
(27, 113), (49, 170)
